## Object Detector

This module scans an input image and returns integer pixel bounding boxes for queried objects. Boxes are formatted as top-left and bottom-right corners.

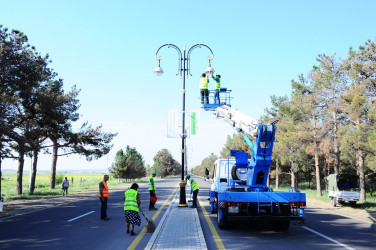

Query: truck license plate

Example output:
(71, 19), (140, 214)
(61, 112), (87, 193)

(228, 206), (239, 213)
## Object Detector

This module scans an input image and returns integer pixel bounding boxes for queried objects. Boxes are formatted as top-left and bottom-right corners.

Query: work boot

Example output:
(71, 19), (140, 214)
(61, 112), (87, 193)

(190, 205), (197, 208)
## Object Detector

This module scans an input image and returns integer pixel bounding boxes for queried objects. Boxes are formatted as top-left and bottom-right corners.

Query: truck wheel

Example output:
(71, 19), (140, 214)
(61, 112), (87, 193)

(349, 201), (357, 207)
(217, 201), (227, 229)
(331, 197), (337, 207)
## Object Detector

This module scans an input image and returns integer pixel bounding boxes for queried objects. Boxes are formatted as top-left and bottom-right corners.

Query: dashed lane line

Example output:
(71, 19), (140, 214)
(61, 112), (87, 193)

(67, 211), (95, 222)
(302, 226), (355, 250)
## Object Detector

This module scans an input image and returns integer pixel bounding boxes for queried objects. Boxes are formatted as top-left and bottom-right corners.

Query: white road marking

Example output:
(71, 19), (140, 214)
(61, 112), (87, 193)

(302, 226), (355, 250)
(67, 211), (95, 222)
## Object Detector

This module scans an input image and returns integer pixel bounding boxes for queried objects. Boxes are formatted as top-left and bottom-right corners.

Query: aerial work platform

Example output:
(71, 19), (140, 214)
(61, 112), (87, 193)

(200, 88), (232, 111)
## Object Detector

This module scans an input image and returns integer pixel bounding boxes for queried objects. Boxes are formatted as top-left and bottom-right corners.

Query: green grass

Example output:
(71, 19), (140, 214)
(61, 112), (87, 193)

(1, 172), (148, 202)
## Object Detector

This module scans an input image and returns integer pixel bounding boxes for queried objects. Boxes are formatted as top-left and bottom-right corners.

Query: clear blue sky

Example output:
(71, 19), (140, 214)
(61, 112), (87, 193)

(1, 0), (376, 171)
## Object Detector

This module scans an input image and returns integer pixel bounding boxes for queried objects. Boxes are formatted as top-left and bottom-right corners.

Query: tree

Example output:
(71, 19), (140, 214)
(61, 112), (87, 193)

(152, 149), (180, 178)
(340, 40), (376, 201)
(109, 146), (146, 180)
(0, 26), (53, 195)
(220, 133), (253, 159)
(311, 54), (347, 175)
(191, 153), (218, 177)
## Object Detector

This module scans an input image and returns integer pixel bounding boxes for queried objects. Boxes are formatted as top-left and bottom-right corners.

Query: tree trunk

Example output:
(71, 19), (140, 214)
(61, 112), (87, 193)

(290, 161), (296, 188)
(357, 149), (366, 202)
(17, 148), (25, 195)
(275, 159), (279, 190)
(332, 110), (340, 175)
(50, 139), (58, 190)
(29, 149), (38, 194)
(315, 148), (322, 196)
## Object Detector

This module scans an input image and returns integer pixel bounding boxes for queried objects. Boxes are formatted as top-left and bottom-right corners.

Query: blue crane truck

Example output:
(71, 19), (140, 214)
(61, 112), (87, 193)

(209, 106), (306, 230)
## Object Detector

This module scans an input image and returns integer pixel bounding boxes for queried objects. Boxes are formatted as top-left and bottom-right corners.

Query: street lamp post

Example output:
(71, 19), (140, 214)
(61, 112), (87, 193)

(154, 44), (214, 207)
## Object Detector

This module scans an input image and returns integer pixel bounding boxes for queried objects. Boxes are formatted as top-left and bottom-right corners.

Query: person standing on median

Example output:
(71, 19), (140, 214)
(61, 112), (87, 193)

(199, 73), (209, 104)
(62, 177), (69, 196)
(149, 171), (157, 210)
(124, 183), (141, 236)
(99, 174), (110, 220)
(186, 174), (199, 208)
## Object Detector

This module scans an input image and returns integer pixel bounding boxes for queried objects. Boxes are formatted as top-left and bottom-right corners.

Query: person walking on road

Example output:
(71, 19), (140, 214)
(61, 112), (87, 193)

(211, 74), (221, 104)
(200, 73), (209, 104)
(124, 183), (141, 236)
(186, 174), (199, 208)
(99, 174), (110, 220)
(62, 177), (69, 196)
(149, 171), (157, 210)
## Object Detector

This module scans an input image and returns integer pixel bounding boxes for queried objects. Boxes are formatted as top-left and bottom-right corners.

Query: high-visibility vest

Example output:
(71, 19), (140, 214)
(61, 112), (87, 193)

(124, 189), (139, 212)
(149, 176), (155, 191)
(199, 77), (208, 89)
(99, 180), (109, 197)
(214, 77), (221, 90)
(190, 178), (199, 191)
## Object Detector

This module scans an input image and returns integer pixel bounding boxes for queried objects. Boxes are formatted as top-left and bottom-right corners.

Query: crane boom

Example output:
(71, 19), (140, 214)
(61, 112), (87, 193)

(214, 105), (258, 135)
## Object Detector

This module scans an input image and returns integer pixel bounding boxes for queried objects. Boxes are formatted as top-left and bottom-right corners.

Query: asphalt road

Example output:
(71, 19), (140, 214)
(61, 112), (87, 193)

(195, 176), (376, 250)
(0, 178), (180, 250)
(1, 176), (375, 250)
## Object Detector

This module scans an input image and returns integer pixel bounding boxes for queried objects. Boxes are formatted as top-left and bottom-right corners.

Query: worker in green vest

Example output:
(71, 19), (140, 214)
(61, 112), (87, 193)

(199, 73), (209, 104)
(211, 74), (221, 104)
(124, 183), (141, 236)
(149, 171), (157, 210)
(186, 174), (199, 208)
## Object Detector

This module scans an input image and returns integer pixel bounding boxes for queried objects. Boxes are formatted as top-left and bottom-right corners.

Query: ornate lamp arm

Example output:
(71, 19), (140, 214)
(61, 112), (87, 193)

(155, 44), (183, 77)
(187, 44), (214, 77)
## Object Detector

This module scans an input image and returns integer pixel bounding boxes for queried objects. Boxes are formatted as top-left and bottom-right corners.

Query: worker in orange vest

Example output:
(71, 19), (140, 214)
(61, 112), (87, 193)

(99, 174), (110, 220)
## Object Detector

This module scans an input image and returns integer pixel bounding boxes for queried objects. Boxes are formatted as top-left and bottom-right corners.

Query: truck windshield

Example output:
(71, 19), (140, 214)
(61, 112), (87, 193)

(219, 160), (235, 178)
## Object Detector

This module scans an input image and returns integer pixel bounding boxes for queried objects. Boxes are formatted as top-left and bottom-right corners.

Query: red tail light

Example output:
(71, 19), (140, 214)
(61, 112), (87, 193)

(289, 202), (306, 207)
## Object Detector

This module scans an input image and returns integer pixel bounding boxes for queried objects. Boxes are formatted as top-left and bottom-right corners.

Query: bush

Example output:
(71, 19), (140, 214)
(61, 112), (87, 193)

(56, 173), (64, 185)
(36, 183), (49, 189)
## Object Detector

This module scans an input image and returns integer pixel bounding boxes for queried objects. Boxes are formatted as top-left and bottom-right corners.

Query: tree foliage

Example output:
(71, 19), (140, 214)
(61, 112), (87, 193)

(0, 25), (117, 194)
(152, 149), (180, 178)
(191, 153), (218, 177)
(109, 146), (146, 180)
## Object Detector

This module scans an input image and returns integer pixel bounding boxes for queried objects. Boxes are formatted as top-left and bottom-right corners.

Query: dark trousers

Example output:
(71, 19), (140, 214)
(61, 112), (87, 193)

(62, 187), (68, 196)
(200, 89), (209, 104)
(149, 190), (156, 208)
(99, 197), (108, 219)
(192, 189), (199, 206)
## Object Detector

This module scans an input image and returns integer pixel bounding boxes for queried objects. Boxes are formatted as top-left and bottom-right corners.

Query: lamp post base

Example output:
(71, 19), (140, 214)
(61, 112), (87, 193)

(178, 180), (188, 207)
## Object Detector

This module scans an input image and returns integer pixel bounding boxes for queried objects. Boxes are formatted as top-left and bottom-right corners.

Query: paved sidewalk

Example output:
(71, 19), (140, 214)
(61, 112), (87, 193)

(145, 191), (207, 250)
